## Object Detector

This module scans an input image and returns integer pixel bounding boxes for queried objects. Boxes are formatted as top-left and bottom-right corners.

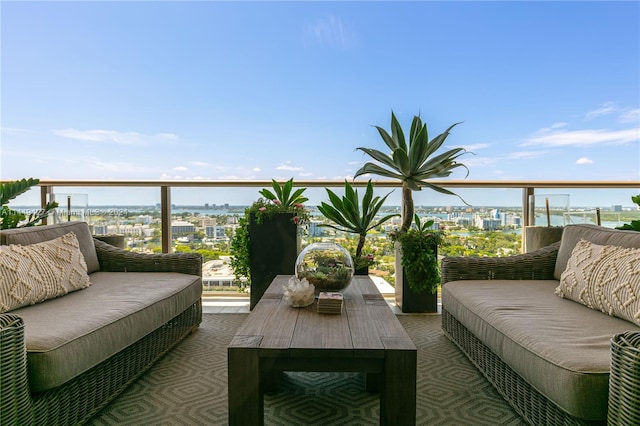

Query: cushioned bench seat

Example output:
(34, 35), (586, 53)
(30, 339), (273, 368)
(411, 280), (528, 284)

(1, 221), (203, 425)
(11, 271), (202, 392)
(442, 279), (639, 421)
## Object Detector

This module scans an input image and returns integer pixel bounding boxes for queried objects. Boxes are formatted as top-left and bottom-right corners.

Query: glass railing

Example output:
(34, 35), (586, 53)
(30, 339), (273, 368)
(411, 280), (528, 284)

(5, 179), (639, 292)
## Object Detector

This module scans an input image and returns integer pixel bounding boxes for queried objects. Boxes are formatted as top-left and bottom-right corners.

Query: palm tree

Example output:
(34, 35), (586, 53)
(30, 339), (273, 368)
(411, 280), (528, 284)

(354, 111), (472, 233)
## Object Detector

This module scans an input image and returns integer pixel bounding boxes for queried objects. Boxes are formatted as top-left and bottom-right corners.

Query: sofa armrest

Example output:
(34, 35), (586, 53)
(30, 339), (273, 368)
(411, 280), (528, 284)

(94, 238), (203, 276)
(441, 241), (560, 283)
(0, 314), (34, 425)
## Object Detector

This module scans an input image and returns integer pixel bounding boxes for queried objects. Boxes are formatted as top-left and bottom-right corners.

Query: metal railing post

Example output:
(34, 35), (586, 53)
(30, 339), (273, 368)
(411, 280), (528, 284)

(522, 186), (535, 252)
(161, 186), (171, 253)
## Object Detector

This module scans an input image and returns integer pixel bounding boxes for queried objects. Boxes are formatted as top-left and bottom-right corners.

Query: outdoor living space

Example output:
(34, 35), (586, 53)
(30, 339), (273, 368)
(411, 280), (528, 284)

(88, 290), (526, 426)
(3, 1), (639, 424)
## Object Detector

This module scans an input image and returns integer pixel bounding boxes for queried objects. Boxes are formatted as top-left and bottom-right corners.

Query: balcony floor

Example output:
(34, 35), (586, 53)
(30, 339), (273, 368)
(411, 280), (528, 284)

(202, 276), (404, 314)
(89, 312), (525, 425)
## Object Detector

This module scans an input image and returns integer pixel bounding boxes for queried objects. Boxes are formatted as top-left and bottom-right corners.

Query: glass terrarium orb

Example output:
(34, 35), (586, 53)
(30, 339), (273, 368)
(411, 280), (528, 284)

(295, 242), (354, 294)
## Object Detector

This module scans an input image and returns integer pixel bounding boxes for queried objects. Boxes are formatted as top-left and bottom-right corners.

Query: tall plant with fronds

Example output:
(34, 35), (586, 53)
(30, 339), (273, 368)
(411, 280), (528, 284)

(354, 111), (472, 233)
(317, 180), (398, 259)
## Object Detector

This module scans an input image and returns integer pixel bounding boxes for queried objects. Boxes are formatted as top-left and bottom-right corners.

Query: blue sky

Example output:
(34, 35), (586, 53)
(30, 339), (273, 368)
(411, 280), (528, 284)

(2, 1), (639, 207)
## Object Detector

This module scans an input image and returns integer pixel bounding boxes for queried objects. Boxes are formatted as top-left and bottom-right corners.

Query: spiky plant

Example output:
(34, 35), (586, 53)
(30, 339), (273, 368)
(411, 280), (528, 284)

(258, 178), (308, 209)
(317, 179), (398, 259)
(354, 111), (472, 233)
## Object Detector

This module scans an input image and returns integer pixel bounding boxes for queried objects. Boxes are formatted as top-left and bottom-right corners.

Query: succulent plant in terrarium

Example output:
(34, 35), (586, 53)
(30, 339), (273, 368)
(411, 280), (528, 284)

(295, 242), (354, 293)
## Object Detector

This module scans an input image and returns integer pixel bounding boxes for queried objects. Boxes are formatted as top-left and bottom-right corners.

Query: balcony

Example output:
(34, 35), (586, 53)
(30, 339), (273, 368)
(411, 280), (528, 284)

(3, 178), (639, 425)
(9, 178), (637, 304)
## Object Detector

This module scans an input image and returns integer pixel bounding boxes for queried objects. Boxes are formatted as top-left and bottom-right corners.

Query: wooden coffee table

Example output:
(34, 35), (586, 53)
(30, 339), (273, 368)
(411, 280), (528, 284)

(228, 275), (417, 425)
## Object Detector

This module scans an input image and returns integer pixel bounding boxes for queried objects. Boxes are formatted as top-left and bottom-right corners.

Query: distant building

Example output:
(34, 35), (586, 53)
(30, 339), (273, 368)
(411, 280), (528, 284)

(455, 217), (473, 227)
(308, 221), (325, 237)
(172, 220), (195, 234)
(136, 215), (153, 224)
(205, 225), (227, 239)
(475, 217), (502, 230)
(93, 224), (108, 235)
(612, 205), (623, 212)
(198, 217), (218, 227)
(504, 214), (521, 227)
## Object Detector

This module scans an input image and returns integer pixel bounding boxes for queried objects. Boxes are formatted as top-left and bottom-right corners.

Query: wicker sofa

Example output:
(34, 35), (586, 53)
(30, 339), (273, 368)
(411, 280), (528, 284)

(0, 221), (203, 425)
(441, 223), (640, 425)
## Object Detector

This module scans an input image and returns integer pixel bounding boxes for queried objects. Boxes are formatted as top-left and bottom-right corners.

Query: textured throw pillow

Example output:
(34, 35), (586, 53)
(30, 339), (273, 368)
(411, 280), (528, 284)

(0, 232), (91, 313)
(556, 239), (640, 325)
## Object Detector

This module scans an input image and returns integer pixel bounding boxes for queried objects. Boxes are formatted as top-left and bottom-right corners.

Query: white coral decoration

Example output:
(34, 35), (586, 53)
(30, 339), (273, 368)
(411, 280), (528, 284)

(283, 276), (315, 308)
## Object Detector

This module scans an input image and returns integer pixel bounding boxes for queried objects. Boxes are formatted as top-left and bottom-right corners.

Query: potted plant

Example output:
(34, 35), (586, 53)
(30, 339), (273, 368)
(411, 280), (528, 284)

(230, 178), (309, 309)
(317, 179), (398, 275)
(1, 178), (58, 229)
(354, 111), (472, 312)
(390, 215), (445, 312)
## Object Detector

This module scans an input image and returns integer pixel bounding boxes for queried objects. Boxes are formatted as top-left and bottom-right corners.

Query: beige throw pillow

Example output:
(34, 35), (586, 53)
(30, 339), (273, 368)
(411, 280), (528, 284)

(0, 232), (91, 313)
(556, 239), (640, 326)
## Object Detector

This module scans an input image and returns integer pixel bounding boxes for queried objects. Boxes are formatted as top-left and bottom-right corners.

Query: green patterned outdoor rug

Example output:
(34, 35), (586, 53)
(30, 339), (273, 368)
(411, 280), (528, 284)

(88, 313), (525, 425)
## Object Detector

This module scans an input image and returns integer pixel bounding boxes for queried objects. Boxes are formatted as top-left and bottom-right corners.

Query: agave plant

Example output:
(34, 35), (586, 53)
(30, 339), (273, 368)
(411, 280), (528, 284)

(259, 178), (308, 208)
(354, 111), (472, 233)
(317, 179), (398, 259)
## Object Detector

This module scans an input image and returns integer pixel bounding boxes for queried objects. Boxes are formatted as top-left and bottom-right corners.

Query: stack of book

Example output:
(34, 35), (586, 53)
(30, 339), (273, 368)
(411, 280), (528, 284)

(317, 292), (343, 314)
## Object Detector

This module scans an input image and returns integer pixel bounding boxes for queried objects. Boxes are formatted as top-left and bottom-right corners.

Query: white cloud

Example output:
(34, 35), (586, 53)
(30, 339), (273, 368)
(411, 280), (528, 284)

(173, 166), (188, 171)
(299, 172), (313, 177)
(304, 15), (357, 50)
(461, 143), (490, 151)
(463, 157), (498, 167)
(52, 129), (178, 145)
(585, 102), (616, 120)
(88, 160), (154, 174)
(521, 127), (639, 147)
(538, 122), (568, 133)
(576, 157), (594, 165)
(619, 108), (640, 124)
(276, 162), (304, 172)
(507, 151), (549, 159)
(191, 161), (210, 167)
(1, 127), (34, 136)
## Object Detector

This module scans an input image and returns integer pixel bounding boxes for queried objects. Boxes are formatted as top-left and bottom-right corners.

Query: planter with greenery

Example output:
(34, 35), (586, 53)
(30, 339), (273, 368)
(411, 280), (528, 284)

(390, 215), (444, 312)
(1, 178), (58, 230)
(317, 179), (398, 275)
(354, 111), (472, 312)
(230, 178), (309, 309)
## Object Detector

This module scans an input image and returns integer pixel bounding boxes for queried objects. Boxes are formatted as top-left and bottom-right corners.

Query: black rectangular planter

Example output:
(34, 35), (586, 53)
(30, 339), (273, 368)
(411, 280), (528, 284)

(248, 213), (300, 310)
(394, 245), (438, 313)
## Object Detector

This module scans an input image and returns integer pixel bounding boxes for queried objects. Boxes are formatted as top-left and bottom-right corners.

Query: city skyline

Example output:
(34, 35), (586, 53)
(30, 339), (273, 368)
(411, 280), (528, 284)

(2, 1), (639, 207)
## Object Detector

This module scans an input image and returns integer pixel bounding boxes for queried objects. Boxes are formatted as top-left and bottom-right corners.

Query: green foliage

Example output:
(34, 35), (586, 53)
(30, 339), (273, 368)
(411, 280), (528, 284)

(354, 111), (472, 233)
(229, 179), (309, 291)
(391, 215), (444, 294)
(0, 178), (59, 229)
(317, 179), (398, 259)
(229, 215), (251, 290)
(615, 194), (640, 231)
(258, 178), (309, 209)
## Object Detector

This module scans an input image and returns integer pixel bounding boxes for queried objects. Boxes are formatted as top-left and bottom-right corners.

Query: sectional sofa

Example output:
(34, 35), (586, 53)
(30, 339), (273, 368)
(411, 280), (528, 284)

(441, 223), (640, 425)
(0, 221), (203, 425)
